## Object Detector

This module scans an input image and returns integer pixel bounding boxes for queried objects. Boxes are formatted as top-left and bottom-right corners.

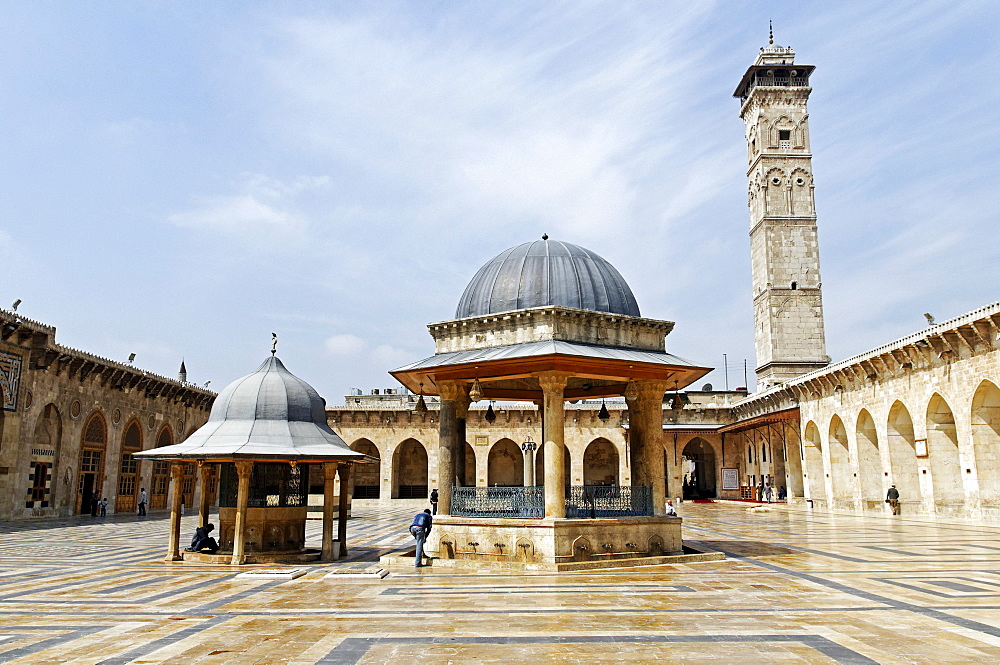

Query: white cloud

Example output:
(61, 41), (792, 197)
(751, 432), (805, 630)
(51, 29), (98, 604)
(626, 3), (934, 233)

(372, 344), (416, 369)
(325, 334), (367, 356)
(167, 173), (331, 239)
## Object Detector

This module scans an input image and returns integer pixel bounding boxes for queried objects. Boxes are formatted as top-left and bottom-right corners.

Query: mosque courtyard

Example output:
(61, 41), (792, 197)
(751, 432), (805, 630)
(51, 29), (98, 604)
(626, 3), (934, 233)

(0, 504), (997, 663)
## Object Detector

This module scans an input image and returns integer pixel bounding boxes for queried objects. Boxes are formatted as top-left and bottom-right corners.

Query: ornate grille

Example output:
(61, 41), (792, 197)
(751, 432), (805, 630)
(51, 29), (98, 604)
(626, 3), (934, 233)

(451, 486), (544, 519)
(566, 485), (653, 518)
(218, 463), (309, 508)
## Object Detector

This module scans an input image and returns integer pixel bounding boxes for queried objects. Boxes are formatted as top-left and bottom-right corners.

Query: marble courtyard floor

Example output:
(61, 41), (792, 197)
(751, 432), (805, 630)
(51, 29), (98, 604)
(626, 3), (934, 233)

(2, 504), (1000, 664)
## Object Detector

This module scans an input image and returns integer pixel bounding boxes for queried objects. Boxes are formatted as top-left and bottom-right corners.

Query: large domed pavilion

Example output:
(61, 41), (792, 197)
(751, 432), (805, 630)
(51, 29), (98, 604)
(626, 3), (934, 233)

(391, 236), (711, 569)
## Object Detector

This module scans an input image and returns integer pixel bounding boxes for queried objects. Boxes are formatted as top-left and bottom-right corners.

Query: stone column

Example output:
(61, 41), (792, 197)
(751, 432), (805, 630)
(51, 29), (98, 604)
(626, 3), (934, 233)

(231, 460), (253, 565)
(455, 395), (471, 487)
(338, 464), (351, 556)
(436, 382), (464, 516)
(322, 462), (338, 561)
(522, 442), (535, 487)
(165, 463), (185, 561)
(539, 373), (571, 518)
(198, 462), (213, 528)
(626, 381), (670, 516)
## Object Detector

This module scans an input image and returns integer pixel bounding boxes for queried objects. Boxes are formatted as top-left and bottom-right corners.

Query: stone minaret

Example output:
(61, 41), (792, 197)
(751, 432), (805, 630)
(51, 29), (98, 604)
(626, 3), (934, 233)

(735, 42), (829, 389)
(178, 360), (187, 383)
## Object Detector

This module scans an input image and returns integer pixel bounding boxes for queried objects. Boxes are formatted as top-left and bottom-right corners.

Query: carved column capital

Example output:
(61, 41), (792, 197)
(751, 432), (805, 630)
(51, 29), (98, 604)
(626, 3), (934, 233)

(324, 461), (339, 480)
(438, 381), (466, 403)
(235, 460), (253, 479)
(537, 371), (571, 394)
(169, 463), (185, 481)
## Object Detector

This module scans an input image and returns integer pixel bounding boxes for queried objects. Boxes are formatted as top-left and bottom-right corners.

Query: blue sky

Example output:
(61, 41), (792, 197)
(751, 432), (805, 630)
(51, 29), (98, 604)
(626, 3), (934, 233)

(2, 1), (998, 400)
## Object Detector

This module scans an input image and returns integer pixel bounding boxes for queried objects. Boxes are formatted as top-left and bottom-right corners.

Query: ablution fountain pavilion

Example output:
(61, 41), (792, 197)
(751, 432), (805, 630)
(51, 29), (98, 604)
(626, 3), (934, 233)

(391, 236), (714, 570)
(136, 354), (373, 565)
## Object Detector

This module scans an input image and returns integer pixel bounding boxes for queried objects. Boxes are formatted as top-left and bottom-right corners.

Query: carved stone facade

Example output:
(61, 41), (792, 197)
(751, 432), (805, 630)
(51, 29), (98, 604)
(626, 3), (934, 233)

(0, 308), (213, 520)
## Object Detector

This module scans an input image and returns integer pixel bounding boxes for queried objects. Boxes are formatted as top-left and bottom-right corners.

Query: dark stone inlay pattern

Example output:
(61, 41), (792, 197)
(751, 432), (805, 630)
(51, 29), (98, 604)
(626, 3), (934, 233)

(0, 626), (105, 664)
(95, 616), (229, 665)
(381, 584), (695, 595)
(317, 634), (879, 665)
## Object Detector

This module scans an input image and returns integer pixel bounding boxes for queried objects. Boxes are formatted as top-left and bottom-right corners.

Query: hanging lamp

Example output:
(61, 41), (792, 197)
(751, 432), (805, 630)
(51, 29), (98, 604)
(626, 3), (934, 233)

(485, 402), (496, 423)
(597, 400), (611, 422)
(469, 378), (484, 403)
(414, 383), (428, 414)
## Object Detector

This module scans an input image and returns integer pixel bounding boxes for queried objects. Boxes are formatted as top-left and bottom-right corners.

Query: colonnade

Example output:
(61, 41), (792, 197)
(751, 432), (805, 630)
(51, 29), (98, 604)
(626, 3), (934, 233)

(434, 374), (673, 518)
(163, 460), (353, 565)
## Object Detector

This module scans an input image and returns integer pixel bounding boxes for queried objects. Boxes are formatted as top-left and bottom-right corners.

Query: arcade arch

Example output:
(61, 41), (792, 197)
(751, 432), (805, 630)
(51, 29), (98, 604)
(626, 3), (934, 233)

(150, 426), (174, 510)
(583, 438), (619, 486)
(77, 412), (108, 514)
(803, 421), (826, 502)
(393, 438), (428, 499)
(116, 420), (142, 513)
(926, 394), (963, 511)
(887, 401), (922, 509)
(971, 381), (1000, 507)
(681, 437), (715, 499)
(488, 439), (523, 487)
(350, 439), (381, 499)
(464, 442), (476, 487)
(828, 415), (851, 503)
(855, 409), (882, 508)
(28, 404), (61, 510)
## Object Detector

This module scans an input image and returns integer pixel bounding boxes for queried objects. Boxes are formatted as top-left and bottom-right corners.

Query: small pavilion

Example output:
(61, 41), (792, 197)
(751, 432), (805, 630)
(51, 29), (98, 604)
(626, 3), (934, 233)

(136, 354), (371, 565)
(392, 237), (711, 567)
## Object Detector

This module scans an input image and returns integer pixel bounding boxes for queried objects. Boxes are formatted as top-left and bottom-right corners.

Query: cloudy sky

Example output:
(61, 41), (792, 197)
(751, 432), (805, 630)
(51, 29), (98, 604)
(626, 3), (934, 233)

(2, 1), (997, 401)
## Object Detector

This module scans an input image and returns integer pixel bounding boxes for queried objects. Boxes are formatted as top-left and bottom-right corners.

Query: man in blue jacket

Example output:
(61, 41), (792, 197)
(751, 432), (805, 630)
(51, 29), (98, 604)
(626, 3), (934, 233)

(410, 509), (433, 567)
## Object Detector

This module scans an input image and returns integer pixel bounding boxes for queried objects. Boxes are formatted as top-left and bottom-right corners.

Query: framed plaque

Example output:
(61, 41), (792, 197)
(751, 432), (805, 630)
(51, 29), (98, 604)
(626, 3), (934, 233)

(722, 467), (739, 490)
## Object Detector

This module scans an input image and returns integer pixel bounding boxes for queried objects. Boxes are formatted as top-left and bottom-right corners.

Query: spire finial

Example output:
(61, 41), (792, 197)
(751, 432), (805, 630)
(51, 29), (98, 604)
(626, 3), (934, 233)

(541, 233), (549, 240)
(271, 332), (278, 356)
(768, 20), (773, 45)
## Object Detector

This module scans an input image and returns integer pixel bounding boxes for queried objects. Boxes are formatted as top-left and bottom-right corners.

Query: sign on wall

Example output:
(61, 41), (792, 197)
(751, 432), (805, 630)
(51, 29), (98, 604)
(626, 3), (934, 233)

(0, 351), (22, 412)
(722, 467), (739, 490)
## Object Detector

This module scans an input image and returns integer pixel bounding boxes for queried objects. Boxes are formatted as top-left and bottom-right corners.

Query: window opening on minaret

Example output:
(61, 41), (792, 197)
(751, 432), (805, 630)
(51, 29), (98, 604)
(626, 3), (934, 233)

(791, 281), (797, 290)
(778, 129), (791, 148)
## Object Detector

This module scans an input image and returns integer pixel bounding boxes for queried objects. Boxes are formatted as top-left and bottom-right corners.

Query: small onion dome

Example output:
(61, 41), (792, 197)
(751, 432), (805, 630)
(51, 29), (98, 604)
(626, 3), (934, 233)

(455, 237), (640, 319)
(135, 356), (367, 462)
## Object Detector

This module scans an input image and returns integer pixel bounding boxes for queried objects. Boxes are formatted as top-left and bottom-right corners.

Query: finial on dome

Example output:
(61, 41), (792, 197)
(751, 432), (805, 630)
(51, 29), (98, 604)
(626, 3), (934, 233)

(542, 233), (549, 240)
(271, 332), (278, 356)
(769, 20), (773, 45)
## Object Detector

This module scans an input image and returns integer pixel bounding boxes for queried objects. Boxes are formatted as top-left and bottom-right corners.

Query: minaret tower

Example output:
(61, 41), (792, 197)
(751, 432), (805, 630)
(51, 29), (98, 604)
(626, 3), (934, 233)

(734, 34), (829, 389)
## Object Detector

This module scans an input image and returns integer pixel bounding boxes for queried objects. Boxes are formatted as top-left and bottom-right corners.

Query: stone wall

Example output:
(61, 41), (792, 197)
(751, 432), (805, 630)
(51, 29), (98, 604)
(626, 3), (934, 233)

(0, 309), (213, 520)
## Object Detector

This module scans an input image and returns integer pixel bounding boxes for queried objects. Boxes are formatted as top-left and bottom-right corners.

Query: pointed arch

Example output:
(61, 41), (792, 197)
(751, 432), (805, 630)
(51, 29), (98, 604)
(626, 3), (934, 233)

(972, 380), (1000, 507)
(828, 415), (851, 504)
(888, 401), (922, 510)
(116, 419), (143, 513)
(583, 438), (619, 486)
(27, 404), (61, 510)
(855, 409), (882, 507)
(350, 439), (381, 499)
(392, 438), (428, 499)
(803, 421), (826, 501)
(682, 437), (716, 499)
(77, 411), (108, 514)
(926, 394), (962, 511)
(488, 438), (523, 487)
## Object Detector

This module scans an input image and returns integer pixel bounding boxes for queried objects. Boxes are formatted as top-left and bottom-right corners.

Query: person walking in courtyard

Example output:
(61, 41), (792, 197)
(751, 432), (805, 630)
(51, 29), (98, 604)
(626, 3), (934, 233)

(764, 479), (773, 503)
(100, 497), (107, 517)
(410, 508), (433, 567)
(138, 488), (147, 516)
(429, 488), (439, 515)
(887, 485), (900, 515)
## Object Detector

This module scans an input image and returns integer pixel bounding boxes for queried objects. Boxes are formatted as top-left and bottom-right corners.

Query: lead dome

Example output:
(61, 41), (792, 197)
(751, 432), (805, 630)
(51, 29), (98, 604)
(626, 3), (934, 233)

(455, 237), (640, 319)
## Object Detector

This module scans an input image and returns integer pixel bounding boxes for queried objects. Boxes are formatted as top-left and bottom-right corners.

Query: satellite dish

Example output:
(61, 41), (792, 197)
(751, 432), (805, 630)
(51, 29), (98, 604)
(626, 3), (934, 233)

(701, 383), (713, 391)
